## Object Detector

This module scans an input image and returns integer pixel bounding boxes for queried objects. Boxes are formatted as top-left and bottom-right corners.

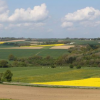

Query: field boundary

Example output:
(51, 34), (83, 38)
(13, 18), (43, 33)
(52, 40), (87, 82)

(2, 82), (100, 89)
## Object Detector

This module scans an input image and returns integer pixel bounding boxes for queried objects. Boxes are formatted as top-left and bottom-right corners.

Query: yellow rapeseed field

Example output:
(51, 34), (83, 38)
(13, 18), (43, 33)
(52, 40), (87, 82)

(21, 44), (64, 47)
(0, 42), (5, 44)
(32, 78), (100, 87)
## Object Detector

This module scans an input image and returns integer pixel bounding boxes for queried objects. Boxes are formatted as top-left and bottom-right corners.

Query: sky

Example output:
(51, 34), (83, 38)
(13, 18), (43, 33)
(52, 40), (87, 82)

(0, 0), (100, 38)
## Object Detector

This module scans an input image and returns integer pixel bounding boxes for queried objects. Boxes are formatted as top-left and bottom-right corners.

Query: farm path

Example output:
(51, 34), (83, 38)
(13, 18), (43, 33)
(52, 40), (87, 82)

(0, 84), (100, 100)
(35, 49), (45, 55)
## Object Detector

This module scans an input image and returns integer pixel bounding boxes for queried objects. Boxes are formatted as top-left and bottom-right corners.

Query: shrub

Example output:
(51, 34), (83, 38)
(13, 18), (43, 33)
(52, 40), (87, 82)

(51, 64), (56, 68)
(69, 64), (74, 68)
(76, 65), (81, 69)
(0, 60), (8, 68)
(0, 73), (3, 83)
(3, 70), (13, 82)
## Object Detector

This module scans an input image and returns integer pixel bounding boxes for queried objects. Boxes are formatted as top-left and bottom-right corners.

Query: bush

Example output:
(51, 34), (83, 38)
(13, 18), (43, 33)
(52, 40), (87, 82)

(3, 70), (13, 82)
(0, 60), (8, 68)
(76, 65), (81, 69)
(51, 64), (56, 68)
(0, 73), (3, 83)
(69, 64), (74, 68)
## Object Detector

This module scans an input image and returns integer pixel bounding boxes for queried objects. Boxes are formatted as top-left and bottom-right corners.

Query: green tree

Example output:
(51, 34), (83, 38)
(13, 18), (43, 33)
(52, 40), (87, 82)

(3, 70), (13, 82)
(76, 65), (81, 69)
(8, 54), (16, 61)
(0, 60), (8, 68)
(69, 64), (74, 69)
(0, 73), (3, 83)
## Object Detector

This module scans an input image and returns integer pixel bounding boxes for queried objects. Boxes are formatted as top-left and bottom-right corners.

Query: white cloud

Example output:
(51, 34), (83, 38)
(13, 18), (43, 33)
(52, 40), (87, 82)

(62, 7), (100, 30)
(0, 0), (49, 30)
(67, 27), (76, 31)
(8, 3), (48, 22)
(95, 21), (100, 25)
(47, 29), (53, 32)
(5, 22), (45, 30)
(0, 2), (49, 22)
(0, 0), (7, 13)
(80, 21), (100, 27)
(0, 23), (3, 29)
(64, 7), (100, 21)
(0, 10), (9, 22)
(61, 22), (73, 28)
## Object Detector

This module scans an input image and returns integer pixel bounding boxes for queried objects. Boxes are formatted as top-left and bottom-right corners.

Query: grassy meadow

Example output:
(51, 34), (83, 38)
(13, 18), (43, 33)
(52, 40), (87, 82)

(0, 67), (100, 83)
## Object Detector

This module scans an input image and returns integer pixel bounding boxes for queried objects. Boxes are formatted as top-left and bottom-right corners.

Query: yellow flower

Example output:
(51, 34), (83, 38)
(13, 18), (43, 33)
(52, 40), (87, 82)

(0, 42), (5, 44)
(31, 78), (100, 87)
(21, 44), (64, 47)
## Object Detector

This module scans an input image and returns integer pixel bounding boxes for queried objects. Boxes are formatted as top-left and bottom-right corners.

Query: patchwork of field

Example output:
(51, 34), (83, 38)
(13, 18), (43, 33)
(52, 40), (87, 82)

(0, 45), (74, 50)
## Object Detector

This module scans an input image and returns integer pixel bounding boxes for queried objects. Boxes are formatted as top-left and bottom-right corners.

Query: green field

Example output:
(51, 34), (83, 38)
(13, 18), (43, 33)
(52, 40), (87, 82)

(0, 49), (69, 59)
(0, 67), (100, 83)
(68, 40), (100, 45)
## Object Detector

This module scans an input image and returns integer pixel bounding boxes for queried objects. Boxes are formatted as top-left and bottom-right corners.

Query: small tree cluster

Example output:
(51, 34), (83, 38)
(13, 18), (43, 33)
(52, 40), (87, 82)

(69, 64), (74, 69)
(0, 60), (8, 68)
(3, 70), (13, 82)
(0, 73), (3, 83)
(0, 70), (13, 82)
(76, 65), (81, 69)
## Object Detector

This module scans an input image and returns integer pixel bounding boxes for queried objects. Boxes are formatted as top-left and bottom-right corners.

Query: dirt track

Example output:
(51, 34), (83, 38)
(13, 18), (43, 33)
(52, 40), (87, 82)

(0, 85), (100, 100)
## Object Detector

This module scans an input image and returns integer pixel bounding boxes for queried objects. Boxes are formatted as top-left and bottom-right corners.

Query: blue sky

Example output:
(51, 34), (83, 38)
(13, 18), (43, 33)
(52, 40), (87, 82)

(0, 0), (100, 38)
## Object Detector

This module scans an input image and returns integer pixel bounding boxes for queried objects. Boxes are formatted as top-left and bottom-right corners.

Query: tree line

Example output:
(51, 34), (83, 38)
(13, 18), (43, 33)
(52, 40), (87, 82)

(0, 44), (100, 68)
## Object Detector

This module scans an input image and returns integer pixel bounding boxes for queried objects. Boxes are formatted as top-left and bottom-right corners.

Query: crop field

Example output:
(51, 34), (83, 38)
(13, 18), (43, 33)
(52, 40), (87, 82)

(33, 78), (100, 87)
(0, 49), (68, 59)
(67, 40), (100, 45)
(1, 67), (100, 84)
(21, 44), (64, 47)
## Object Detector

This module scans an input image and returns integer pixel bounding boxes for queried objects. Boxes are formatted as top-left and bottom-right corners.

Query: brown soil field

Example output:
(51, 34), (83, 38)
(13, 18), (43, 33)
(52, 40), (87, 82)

(0, 84), (100, 100)
(0, 40), (25, 42)
(0, 47), (43, 49)
(50, 45), (75, 49)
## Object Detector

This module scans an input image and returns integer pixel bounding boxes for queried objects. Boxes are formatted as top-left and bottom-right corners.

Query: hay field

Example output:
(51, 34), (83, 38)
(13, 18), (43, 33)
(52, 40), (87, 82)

(50, 45), (75, 49)
(0, 40), (25, 43)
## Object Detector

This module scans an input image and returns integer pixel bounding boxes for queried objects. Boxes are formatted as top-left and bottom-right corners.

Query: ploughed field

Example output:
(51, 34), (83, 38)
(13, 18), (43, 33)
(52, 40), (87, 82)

(1, 85), (100, 100)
